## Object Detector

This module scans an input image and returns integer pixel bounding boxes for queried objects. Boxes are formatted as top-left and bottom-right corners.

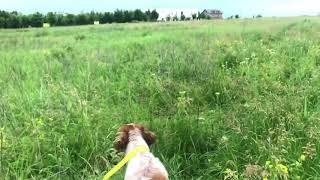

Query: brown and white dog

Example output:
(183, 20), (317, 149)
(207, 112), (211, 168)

(114, 124), (169, 180)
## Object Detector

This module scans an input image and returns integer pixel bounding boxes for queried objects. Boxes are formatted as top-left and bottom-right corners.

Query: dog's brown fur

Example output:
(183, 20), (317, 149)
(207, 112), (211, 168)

(114, 124), (156, 151)
(151, 173), (168, 180)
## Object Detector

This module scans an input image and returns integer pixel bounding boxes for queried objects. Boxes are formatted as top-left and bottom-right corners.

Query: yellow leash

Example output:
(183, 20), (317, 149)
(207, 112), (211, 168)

(103, 146), (149, 180)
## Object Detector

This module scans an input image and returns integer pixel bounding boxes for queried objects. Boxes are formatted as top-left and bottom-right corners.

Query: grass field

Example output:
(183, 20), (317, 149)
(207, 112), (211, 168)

(1, 17), (320, 179)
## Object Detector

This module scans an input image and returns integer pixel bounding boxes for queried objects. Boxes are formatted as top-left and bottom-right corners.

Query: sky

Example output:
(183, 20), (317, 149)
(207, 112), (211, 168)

(0, 0), (319, 18)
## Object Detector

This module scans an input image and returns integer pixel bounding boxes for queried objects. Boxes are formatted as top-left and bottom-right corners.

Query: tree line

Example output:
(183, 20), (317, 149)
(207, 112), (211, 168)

(165, 12), (207, 21)
(0, 9), (159, 28)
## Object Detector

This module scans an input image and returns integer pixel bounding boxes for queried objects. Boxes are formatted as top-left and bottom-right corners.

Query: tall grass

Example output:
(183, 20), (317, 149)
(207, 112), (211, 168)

(1, 17), (320, 179)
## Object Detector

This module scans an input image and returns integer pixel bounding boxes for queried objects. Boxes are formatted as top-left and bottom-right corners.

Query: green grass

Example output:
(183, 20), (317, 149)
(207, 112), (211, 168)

(1, 16), (320, 179)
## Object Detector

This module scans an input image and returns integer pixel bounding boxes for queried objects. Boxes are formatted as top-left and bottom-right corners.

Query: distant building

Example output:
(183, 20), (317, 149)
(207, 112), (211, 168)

(43, 23), (50, 28)
(202, 9), (223, 19)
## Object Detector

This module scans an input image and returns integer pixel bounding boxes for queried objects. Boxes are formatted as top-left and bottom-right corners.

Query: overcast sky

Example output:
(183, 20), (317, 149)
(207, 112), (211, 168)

(0, 0), (319, 17)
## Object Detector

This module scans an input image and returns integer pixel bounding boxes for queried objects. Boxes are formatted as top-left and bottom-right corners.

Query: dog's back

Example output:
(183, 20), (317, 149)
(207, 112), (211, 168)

(151, 173), (168, 180)
(125, 152), (168, 180)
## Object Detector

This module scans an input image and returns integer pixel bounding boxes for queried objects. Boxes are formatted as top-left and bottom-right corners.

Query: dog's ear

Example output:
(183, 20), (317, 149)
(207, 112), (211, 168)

(143, 130), (156, 146)
(114, 131), (128, 151)
(138, 125), (156, 146)
(114, 125), (133, 151)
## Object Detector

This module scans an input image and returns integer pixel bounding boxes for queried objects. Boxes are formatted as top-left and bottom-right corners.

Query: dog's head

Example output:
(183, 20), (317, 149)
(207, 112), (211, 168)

(114, 123), (156, 151)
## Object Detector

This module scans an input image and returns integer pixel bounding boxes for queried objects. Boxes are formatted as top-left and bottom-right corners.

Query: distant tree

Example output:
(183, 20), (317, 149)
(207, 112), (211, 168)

(198, 11), (206, 19)
(256, 14), (263, 18)
(87, 11), (96, 23)
(62, 14), (76, 26)
(0, 10), (10, 19)
(60, 16), (68, 26)
(192, 13), (197, 20)
(150, 9), (159, 21)
(0, 10), (10, 28)
(101, 12), (114, 23)
(172, 14), (178, 21)
(235, 14), (240, 19)
(114, 9), (124, 23)
(133, 9), (145, 21)
(7, 14), (20, 28)
(20, 15), (29, 27)
(12, 11), (18, 16)
(8, 15), (21, 28)
(95, 12), (103, 23)
(45, 12), (57, 26)
(76, 13), (90, 25)
(0, 9), (161, 29)
(99, 13), (107, 24)
(145, 9), (151, 21)
(180, 11), (185, 21)
(0, 17), (5, 28)
(55, 14), (64, 26)
(166, 15), (171, 21)
(124, 10), (134, 22)
(30, 12), (43, 27)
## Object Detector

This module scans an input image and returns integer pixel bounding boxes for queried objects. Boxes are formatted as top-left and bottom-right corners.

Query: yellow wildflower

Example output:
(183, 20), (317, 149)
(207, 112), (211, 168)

(276, 163), (288, 174)
(299, 155), (306, 161)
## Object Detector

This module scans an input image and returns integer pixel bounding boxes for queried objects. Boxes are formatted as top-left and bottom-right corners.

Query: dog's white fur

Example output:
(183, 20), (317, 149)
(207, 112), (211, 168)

(114, 124), (169, 180)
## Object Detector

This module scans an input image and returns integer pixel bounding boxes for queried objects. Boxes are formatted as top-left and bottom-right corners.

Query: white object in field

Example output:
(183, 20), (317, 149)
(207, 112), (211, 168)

(94, 21), (100, 25)
(43, 23), (50, 28)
